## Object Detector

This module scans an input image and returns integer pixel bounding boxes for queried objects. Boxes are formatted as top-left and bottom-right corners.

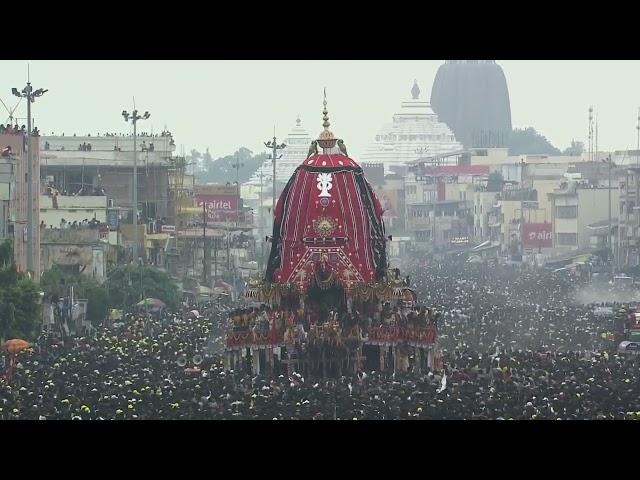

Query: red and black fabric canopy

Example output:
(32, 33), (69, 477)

(266, 154), (387, 291)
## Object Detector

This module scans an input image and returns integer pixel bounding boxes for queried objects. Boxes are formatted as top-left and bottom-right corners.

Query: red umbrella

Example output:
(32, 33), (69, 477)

(2, 339), (31, 354)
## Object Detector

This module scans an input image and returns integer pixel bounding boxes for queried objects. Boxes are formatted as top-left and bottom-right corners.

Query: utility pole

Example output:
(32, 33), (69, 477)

(230, 158), (244, 226)
(259, 171), (265, 268)
(12, 80), (47, 280)
(122, 108), (150, 265)
(202, 200), (210, 285)
(588, 106), (593, 162)
(602, 155), (615, 268)
(594, 113), (600, 162)
(637, 107), (640, 168)
(264, 133), (286, 215)
(520, 159), (527, 259)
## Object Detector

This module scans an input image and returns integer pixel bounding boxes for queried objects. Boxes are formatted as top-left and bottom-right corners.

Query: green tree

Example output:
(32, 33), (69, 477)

(195, 147), (269, 184)
(85, 285), (110, 324)
(0, 240), (41, 341)
(508, 127), (560, 156)
(105, 265), (181, 311)
(41, 265), (110, 325)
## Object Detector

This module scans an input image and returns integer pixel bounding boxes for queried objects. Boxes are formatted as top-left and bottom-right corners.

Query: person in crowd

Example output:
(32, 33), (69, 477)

(3, 260), (640, 420)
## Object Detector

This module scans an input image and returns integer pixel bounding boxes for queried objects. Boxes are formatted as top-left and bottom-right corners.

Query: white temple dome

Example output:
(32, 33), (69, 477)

(360, 80), (463, 175)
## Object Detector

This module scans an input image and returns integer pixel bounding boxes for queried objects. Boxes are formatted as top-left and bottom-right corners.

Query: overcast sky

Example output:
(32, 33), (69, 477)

(1, 60), (640, 159)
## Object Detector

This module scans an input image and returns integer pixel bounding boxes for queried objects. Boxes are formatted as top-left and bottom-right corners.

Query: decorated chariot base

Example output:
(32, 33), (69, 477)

(224, 93), (440, 377)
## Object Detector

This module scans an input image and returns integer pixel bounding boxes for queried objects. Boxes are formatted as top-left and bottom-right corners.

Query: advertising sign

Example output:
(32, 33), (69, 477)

(523, 222), (553, 248)
(196, 194), (240, 222)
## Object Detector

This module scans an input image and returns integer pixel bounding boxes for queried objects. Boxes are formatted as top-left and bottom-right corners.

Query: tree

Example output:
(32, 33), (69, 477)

(85, 285), (110, 324)
(105, 265), (181, 311)
(41, 265), (110, 325)
(508, 127), (560, 156)
(0, 240), (41, 341)
(195, 147), (269, 184)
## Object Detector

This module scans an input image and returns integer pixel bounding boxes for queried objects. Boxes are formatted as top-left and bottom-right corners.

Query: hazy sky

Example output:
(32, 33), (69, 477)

(1, 60), (640, 159)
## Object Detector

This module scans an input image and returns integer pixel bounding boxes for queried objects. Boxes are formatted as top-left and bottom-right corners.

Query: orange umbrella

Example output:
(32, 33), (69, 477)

(2, 339), (31, 354)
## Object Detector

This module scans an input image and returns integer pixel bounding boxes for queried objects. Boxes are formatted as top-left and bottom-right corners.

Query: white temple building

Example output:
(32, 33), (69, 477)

(242, 116), (312, 202)
(360, 81), (463, 175)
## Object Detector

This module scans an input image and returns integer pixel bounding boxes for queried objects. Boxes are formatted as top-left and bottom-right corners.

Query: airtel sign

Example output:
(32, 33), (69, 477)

(196, 194), (239, 222)
(523, 223), (553, 248)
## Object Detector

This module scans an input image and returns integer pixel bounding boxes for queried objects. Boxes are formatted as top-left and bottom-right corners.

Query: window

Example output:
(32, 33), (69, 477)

(556, 205), (577, 219)
(556, 233), (577, 245)
(406, 185), (417, 195)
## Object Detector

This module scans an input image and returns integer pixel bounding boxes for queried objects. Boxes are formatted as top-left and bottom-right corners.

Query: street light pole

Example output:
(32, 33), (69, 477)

(259, 171), (264, 268)
(231, 159), (244, 226)
(520, 159), (527, 259)
(122, 108), (150, 265)
(263, 135), (286, 216)
(12, 82), (47, 278)
(602, 155), (615, 267)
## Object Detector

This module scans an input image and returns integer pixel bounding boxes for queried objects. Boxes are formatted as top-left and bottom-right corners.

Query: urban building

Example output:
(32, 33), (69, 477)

(40, 228), (112, 282)
(618, 167), (640, 267)
(548, 182), (619, 252)
(40, 133), (175, 223)
(0, 154), (14, 242)
(0, 129), (41, 280)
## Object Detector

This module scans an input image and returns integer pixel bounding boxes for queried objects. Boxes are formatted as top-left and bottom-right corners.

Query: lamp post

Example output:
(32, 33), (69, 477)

(602, 155), (615, 267)
(12, 82), (47, 278)
(258, 171), (265, 268)
(122, 108), (150, 265)
(230, 159), (244, 226)
(263, 135), (286, 215)
(519, 159), (527, 259)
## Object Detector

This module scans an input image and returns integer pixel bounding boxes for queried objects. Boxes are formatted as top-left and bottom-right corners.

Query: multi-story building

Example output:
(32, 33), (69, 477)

(473, 190), (501, 241)
(406, 200), (471, 248)
(618, 167), (640, 267)
(0, 153), (15, 243)
(40, 133), (175, 222)
(0, 129), (41, 279)
(548, 182), (619, 252)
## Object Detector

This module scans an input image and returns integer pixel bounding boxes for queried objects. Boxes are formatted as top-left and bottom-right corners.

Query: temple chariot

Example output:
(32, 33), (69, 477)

(225, 94), (440, 377)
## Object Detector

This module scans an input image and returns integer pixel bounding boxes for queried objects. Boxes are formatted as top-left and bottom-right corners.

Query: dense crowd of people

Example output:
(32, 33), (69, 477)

(2, 260), (640, 420)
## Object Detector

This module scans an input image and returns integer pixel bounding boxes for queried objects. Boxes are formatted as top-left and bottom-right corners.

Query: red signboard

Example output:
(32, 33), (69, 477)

(523, 222), (553, 248)
(196, 194), (240, 222)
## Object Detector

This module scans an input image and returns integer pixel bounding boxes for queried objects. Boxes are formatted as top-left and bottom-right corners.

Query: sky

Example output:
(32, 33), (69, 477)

(1, 60), (640, 159)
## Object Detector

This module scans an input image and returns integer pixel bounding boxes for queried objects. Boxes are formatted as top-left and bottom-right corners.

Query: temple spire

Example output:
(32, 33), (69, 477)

(411, 80), (420, 99)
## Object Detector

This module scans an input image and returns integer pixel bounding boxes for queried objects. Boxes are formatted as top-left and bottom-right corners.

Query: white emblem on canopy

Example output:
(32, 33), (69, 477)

(317, 173), (333, 197)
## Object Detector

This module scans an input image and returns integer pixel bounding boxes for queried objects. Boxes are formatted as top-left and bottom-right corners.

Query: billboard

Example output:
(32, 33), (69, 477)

(196, 194), (240, 222)
(523, 222), (553, 248)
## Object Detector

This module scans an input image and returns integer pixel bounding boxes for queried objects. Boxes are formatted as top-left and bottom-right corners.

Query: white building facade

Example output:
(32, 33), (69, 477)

(360, 81), (463, 176)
